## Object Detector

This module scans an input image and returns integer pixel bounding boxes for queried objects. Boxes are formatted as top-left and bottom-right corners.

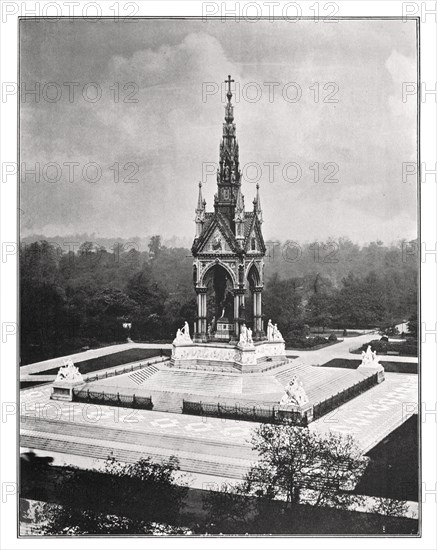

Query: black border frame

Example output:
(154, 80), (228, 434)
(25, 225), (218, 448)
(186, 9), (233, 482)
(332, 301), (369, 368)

(16, 14), (422, 539)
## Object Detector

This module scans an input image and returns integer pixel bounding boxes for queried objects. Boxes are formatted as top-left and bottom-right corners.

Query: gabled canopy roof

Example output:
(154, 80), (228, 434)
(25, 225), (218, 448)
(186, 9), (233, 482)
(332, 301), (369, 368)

(192, 210), (265, 256)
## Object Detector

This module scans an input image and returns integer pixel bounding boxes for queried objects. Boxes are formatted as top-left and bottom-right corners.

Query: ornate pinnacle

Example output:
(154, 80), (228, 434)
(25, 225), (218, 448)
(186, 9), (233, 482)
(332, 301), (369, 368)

(235, 187), (245, 214)
(195, 184), (206, 230)
(196, 181), (204, 210)
(254, 183), (263, 224)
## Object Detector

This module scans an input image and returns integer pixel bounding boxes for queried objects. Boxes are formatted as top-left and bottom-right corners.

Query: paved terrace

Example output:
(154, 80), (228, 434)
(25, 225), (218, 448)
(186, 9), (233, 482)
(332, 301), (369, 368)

(21, 372), (417, 482)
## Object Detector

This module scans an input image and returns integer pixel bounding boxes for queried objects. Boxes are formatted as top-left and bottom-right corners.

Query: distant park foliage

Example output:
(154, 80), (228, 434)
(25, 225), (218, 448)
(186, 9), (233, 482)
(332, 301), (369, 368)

(20, 237), (417, 364)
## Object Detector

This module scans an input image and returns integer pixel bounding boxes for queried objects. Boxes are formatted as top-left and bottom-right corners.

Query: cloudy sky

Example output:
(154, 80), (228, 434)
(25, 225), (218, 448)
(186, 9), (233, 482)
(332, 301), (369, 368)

(20, 18), (418, 244)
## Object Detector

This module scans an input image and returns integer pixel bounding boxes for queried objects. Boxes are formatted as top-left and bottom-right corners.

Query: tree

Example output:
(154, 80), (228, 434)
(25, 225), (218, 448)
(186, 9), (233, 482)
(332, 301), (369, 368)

(148, 235), (162, 259)
(263, 274), (304, 334)
(19, 237), (418, 363)
(202, 482), (255, 534)
(41, 455), (189, 535)
(246, 424), (368, 509)
(332, 272), (387, 328)
(407, 312), (418, 338)
(370, 497), (411, 518)
(200, 425), (368, 534)
(306, 293), (333, 332)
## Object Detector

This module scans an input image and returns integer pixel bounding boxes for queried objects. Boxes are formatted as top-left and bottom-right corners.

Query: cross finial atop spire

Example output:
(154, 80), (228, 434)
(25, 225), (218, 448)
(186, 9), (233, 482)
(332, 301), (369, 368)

(225, 74), (235, 101)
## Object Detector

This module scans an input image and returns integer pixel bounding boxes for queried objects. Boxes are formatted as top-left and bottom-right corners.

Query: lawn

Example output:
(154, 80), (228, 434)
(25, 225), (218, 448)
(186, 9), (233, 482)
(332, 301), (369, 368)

(321, 358), (417, 374)
(351, 339), (418, 357)
(33, 348), (171, 376)
(285, 337), (343, 351)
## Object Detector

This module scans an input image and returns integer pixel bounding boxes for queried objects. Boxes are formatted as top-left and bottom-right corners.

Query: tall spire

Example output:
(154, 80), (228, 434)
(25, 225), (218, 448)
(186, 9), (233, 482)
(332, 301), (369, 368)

(253, 183), (263, 224)
(215, 74), (242, 226)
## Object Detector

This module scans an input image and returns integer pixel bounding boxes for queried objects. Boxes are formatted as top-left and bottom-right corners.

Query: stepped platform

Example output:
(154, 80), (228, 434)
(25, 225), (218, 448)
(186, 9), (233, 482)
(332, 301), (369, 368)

(20, 373), (416, 484)
(84, 355), (382, 418)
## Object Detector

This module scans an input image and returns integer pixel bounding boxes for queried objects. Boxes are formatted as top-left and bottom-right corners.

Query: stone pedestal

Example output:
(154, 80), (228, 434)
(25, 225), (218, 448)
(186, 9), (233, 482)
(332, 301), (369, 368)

(277, 404), (314, 425)
(357, 346), (385, 383)
(51, 381), (86, 401)
(236, 342), (257, 369)
(215, 318), (234, 340)
(376, 367), (385, 383)
(357, 363), (385, 383)
(50, 358), (85, 401)
(258, 339), (286, 360)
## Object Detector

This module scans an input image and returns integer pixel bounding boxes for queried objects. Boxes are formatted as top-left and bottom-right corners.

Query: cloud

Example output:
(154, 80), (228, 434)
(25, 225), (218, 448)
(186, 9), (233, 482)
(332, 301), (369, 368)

(20, 20), (418, 244)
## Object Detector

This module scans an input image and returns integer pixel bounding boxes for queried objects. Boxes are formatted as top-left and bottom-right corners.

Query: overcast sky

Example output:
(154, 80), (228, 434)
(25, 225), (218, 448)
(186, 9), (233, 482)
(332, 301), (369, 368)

(20, 18), (418, 244)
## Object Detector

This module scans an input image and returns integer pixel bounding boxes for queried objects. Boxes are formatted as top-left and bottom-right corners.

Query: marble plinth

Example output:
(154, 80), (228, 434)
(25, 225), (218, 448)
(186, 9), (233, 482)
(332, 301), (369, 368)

(170, 339), (286, 372)
(51, 381), (86, 401)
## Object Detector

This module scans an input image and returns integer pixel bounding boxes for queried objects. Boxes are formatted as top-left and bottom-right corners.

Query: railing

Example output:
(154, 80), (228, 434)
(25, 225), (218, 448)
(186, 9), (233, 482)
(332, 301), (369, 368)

(171, 363), (237, 374)
(84, 357), (168, 383)
(72, 388), (153, 410)
(259, 359), (290, 373)
(312, 373), (378, 420)
(183, 400), (281, 424)
(182, 399), (310, 425)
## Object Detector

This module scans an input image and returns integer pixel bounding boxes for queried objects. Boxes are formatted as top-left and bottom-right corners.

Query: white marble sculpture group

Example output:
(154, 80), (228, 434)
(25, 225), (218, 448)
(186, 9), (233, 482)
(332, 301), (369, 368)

(238, 323), (254, 346)
(55, 358), (84, 384)
(360, 345), (380, 367)
(173, 321), (193, 344)
(266, 319), (283, 341)
(279, 375), (309, 408)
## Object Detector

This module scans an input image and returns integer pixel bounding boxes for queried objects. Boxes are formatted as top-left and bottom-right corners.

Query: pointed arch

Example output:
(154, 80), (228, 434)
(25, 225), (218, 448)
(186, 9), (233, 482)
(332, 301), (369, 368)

(245, 260), (261, 288)
(199, 259), (237, 287)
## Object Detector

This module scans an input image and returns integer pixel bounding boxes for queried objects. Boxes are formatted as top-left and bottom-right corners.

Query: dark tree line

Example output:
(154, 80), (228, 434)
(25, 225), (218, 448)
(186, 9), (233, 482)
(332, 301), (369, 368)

(20, 237), (417, 364)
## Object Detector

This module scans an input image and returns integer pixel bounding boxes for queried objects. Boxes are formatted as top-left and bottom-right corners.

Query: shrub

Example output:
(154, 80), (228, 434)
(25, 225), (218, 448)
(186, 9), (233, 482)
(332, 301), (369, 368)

(285, 335), (329, 349)
(357, 339), (417, 357)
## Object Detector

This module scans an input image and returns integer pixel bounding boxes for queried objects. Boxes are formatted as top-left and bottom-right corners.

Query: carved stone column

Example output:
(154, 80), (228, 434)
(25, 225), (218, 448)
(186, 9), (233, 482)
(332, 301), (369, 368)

(253, 286), (264, 338)
(195, 287), (208, 341)
(233, 288), (246, 338)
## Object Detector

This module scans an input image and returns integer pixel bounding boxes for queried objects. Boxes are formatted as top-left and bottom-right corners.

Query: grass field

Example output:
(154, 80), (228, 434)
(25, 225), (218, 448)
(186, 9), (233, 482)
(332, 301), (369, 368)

(321, 358), (417, 374)
(34, 348), (171, 376)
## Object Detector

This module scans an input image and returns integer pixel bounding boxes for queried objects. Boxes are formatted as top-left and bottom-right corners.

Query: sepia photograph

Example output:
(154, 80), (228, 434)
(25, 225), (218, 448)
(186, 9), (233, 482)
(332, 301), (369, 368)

(8, 7), (426, 540)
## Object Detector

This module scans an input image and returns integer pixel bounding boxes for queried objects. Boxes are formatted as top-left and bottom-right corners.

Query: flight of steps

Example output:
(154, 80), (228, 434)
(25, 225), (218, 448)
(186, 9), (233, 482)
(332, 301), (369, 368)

(256, 358), (291, 372)
(20, 416), (254, 479)
(128, 364), (160, 385)
(242, 373), (284, 395)
(271, 360), (308, 382)
(20, 433), (251, 479)
(21, 416), (254, 459)
(144, 370), (242, 394)
(275, 363), (373, 405)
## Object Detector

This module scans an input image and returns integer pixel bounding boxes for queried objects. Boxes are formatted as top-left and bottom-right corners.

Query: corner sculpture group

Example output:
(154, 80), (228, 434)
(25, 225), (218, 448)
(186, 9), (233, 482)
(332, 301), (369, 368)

(173, 321), (193, 344)
(173, 318), (284, 346)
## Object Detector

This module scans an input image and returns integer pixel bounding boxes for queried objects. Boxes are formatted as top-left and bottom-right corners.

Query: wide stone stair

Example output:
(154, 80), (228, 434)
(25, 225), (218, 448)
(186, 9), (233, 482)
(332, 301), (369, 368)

(20, 416), (255, 480)
(128, 364), (160, 385)
(143, 369), (242, 394)
(275, 363), (372, 405)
